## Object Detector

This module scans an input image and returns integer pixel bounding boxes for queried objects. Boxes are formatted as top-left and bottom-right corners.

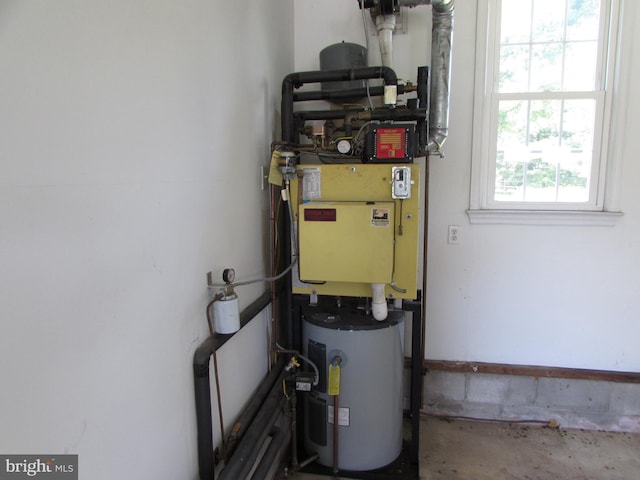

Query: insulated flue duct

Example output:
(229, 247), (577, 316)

(427, 0), (454, 154)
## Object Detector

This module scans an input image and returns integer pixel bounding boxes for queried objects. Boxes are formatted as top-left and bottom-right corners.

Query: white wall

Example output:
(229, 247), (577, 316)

(0, 1), (292, 479)
(294, 1), (640, 372)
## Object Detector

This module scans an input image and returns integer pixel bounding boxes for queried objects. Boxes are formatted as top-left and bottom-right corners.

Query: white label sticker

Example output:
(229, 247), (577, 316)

(327, 405), (350, 426)
(371, 208), (391, 227)
(301, 167), (321, 200)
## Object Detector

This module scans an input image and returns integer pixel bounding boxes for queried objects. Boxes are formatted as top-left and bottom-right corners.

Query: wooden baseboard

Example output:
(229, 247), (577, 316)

(417, 359), (640, 384)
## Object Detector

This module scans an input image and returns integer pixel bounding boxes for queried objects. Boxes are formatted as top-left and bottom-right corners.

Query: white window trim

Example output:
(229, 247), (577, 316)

(468, 0), (631, 226)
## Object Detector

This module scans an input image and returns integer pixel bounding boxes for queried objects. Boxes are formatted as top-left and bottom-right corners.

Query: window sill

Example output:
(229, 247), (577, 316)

(466, 209), (623, 226)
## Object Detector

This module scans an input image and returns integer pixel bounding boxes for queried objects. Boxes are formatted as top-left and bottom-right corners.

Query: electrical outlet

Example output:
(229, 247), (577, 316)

(448, 225), (460, 244)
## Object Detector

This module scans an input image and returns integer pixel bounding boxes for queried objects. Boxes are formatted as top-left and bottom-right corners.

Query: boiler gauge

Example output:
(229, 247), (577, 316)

(222, 268), (236, 284)
(337, 139), (351, 154)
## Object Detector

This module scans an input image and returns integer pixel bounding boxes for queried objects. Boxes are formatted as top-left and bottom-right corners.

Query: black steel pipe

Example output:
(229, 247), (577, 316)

(193, 291), (274, 480)
(366, 108), (428, 121)
(289, 66), (397, 87)
(225, 356), (286, 458)
(218, 367), (288, 480)
(194, 344), (215, 480)
(294, 107), (426, 123)
(417, 66), (430, 156)
(283, 217), (294, 349)
(282, 67), (398, 143)
(293, 83), (409, 102)
(403, 298), (424, 464)
(249, 427), (288, 480)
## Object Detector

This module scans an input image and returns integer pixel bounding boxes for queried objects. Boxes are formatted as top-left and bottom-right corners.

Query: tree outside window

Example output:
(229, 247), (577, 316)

(487, 0), (611, 207)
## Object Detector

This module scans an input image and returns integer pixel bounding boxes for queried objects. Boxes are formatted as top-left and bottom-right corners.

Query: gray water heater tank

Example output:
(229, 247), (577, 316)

(319, 42), (368, 102)
(302, 308), (404, 471)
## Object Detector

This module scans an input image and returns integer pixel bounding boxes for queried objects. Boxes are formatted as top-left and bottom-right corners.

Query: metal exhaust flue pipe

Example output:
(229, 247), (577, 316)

(427, 0), (454, 155)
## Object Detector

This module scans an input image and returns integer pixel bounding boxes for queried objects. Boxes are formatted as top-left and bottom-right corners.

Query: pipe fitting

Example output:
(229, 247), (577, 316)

(371, 283), (388, 321)
(431, 0), (455, 14)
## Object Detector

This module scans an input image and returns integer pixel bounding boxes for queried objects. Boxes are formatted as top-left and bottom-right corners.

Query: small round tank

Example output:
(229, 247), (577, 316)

(319, 42), (368, 102)
(302, 307), (404, 471)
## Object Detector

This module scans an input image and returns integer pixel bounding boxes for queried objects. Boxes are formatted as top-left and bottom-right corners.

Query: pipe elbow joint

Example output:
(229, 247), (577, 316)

(377, 66), (398, 87)
(427, 128), (448, 153)
(371, 283), (388, 321)
(431, 0), (455, 14)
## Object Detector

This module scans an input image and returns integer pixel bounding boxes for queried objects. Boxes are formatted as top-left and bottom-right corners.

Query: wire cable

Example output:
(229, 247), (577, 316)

(275, 343), (320, 387)
(209, 187), (298, 288)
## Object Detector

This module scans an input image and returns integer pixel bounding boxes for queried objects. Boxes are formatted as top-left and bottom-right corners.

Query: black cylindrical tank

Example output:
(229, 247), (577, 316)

(319, 42), (368, 102)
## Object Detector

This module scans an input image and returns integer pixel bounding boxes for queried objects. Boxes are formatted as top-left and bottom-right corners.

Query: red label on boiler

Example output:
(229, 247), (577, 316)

(304, 208), (337, 221)
(376, 127), (406, 159)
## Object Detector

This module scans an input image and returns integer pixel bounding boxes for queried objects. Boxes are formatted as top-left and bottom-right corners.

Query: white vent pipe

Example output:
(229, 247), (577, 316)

(371, 283), (388, 321)
(375, 14), (397, 68)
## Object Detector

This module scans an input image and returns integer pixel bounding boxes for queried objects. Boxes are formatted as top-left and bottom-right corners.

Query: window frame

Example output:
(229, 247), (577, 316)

(468, 0), (627, 225)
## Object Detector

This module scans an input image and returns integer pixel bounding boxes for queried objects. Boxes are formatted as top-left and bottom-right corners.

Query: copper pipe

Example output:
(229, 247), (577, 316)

(269, 181), (278, 364)
(290, 391), (298, 469)
(421, 159), (429, 404)
(333, 393), (339, 475)
(331, 355), (342, 475)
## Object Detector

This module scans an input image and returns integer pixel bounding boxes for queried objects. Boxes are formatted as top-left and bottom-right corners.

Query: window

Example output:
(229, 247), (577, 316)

(469, 0), (625, 223)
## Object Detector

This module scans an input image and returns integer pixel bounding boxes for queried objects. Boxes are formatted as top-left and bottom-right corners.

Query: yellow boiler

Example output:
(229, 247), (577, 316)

(290, 163), (421, 300)
(298, 201), (395, 284)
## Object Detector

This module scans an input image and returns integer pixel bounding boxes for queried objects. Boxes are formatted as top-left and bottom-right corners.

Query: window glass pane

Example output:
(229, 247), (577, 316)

(563, 41), (598, 90)
(530, 43), (563, 92)
(501, 0), (532, 44)
(558, 99), (595, 202)
(532, 0), (565, 42)
(495, 99), (595, 203)
(523, 157), (561, 202)
(495, 155), (526, 201)
(562, 99), (595, 151)
(566, 0), (601, 41)
(495, 101), (529, 200)
(488, 0), (609, 208)
(529, 99), (562, 147)
(499, 45), (530, 92)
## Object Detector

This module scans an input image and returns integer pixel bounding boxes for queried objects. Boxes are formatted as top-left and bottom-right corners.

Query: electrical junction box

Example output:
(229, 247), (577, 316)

(298, 202), (395, 284)
(365, 124), (416, 163)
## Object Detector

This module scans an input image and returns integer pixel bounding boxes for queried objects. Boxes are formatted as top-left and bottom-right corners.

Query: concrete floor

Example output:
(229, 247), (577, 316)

(288, 416), (640, 480)
(422, 416), (640, 480)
